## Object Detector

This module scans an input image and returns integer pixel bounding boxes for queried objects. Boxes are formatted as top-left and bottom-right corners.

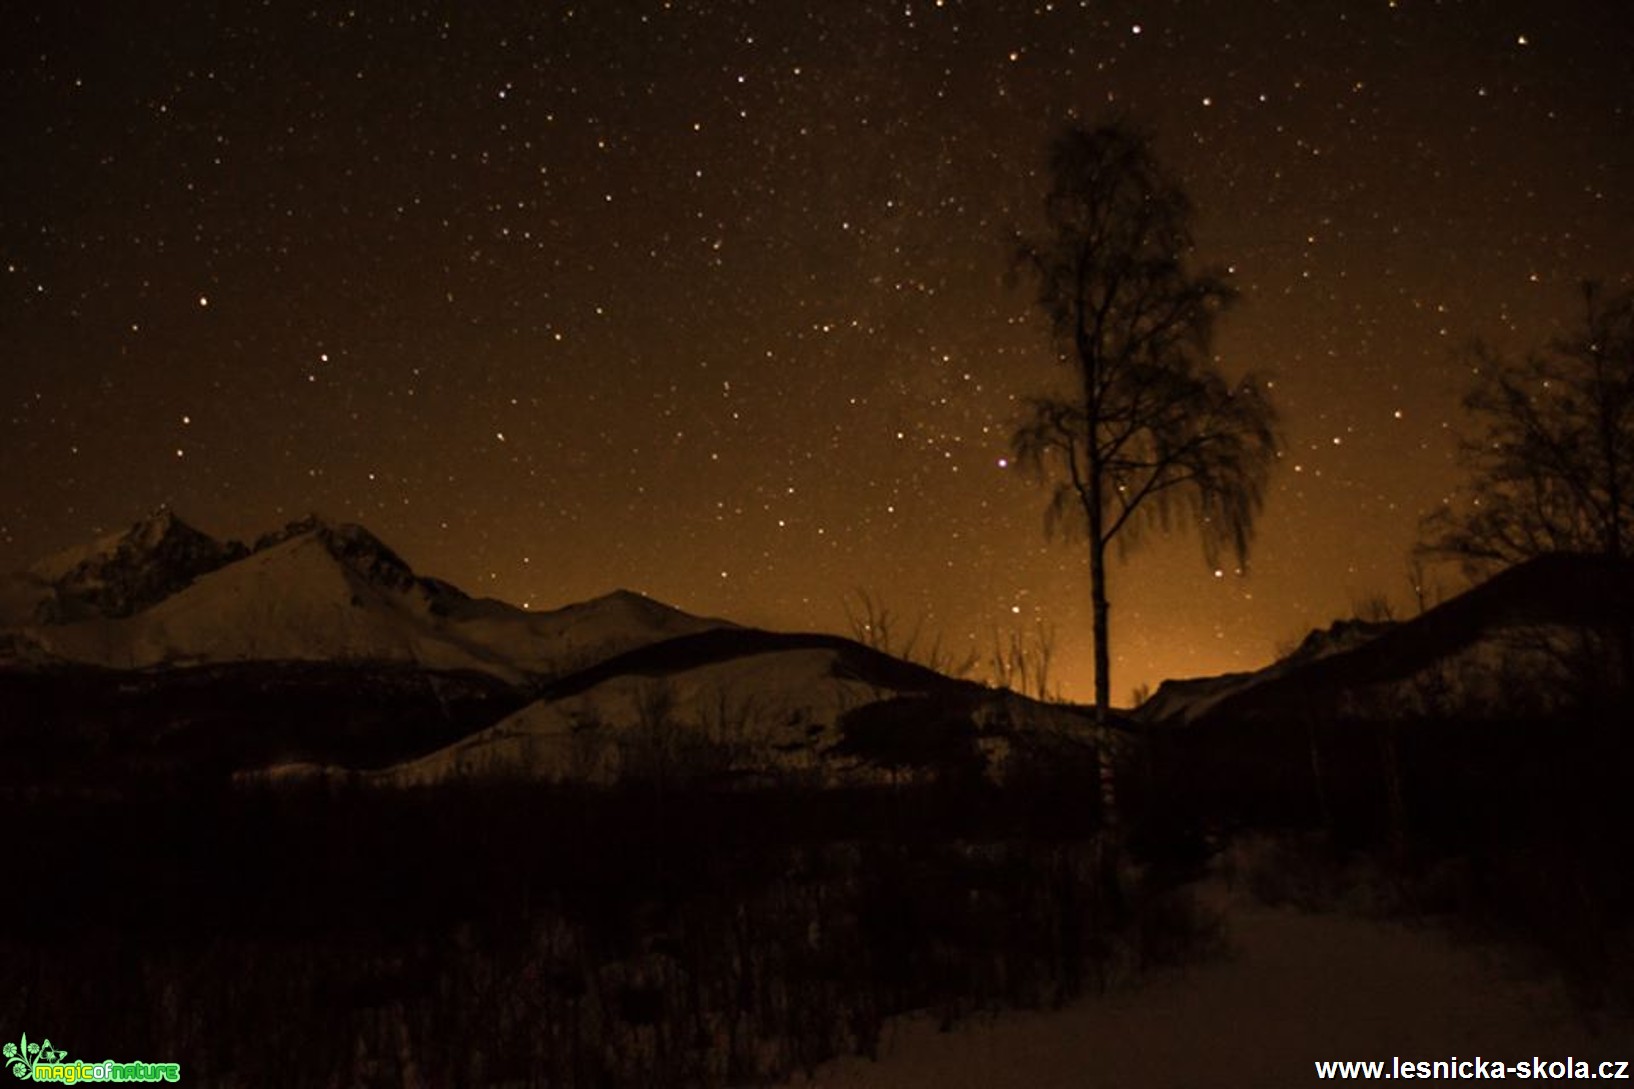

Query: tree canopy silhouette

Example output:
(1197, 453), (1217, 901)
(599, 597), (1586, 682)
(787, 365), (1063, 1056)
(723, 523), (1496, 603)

(1423, 281), (1634, 574)
(1008, 121), (1281, 759)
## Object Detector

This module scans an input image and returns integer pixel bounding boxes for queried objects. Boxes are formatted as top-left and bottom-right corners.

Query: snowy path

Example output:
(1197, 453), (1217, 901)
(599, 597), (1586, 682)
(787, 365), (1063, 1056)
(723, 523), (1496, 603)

(790, 883), (1630, 1088)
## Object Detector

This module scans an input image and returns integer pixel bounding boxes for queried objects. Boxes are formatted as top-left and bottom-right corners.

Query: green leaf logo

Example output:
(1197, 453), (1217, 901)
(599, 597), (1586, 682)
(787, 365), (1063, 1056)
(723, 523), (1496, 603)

(5, 1031), (31, 1080)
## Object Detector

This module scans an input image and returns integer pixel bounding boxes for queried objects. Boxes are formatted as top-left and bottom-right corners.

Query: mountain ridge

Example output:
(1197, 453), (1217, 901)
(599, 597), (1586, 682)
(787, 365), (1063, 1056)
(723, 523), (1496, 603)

(1138, 552), (1634, 729)
(0, 511), (730, 682)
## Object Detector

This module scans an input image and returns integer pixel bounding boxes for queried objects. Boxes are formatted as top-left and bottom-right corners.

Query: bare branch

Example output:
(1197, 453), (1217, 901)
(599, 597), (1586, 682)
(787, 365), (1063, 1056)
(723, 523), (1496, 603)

(1422, 284), (1634, 573)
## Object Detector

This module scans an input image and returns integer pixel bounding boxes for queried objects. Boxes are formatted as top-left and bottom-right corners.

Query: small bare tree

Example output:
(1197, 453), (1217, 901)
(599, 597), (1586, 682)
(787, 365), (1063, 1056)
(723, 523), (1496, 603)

(989, 620), (1059, 702)
(1348, 591), (1396, 624)
(842, 588), (979, 678)
(1404, 554), (1442, 616)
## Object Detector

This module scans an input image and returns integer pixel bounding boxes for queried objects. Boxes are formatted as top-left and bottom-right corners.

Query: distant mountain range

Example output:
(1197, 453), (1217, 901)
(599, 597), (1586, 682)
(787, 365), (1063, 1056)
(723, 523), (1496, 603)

(0, 509), (728, 682)
(0, 511), (1092, 788)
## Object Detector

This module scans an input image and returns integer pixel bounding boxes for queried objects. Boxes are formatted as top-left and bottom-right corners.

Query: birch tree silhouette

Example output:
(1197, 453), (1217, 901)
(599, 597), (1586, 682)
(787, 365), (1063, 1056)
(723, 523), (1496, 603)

(1009, 121), (1282, 823)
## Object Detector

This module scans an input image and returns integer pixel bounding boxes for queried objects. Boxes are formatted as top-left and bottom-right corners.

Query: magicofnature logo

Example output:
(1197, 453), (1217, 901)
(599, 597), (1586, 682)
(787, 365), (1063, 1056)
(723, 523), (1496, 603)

(4, 1033), (179, 1083)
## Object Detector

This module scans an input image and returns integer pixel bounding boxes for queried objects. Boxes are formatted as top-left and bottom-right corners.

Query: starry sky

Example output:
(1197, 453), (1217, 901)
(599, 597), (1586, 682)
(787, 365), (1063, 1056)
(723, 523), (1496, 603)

(2, 1), (1631, 701)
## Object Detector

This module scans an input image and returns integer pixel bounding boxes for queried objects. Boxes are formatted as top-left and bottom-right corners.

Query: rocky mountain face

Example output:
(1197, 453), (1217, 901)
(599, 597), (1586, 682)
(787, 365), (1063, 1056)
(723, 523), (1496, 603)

(18, 508), (248, 623)
(250, 514), (462, 609)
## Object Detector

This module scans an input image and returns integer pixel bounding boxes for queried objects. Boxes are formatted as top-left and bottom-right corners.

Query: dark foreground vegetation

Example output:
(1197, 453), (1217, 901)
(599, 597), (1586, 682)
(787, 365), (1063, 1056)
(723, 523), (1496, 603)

(6, 568), (1628, 1086)
(0, 773), (1211, 1088)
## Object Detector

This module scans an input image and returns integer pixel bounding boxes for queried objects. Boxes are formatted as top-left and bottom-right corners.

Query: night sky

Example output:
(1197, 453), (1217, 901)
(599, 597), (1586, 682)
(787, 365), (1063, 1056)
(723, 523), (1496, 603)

(3, 1), (1630, 701)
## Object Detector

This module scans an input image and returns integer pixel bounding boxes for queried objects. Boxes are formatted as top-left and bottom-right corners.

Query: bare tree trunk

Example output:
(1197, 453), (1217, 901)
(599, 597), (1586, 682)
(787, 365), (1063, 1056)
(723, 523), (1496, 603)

(1079, 335), (1120, 860)
(1079, 330), (1117, 829)
(1090, 545), (1112, 715)
(1089, 535), (1115, 829)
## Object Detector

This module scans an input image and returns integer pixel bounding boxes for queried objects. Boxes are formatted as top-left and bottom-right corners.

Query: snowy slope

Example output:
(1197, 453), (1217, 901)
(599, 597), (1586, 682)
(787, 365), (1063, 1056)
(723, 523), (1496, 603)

(370, 635), (1094, 788)
(0, 575), (51, 631)
(441, 588), (730, 677)
(5, 514), (730, 682)
(382, 646), (878, 785)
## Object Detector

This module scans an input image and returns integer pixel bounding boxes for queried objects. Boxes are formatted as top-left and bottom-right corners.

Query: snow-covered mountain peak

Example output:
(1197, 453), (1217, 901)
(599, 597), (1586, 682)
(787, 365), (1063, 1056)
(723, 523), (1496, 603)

(127, 505), (186, 548)
(253, 513), (377, 552)
(4, 509), (736, 682)
(252, 514), (450, 602)
(32, 507), (205, 578)
(578, 588), (691, 620)
(21, 507), (246, 622)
